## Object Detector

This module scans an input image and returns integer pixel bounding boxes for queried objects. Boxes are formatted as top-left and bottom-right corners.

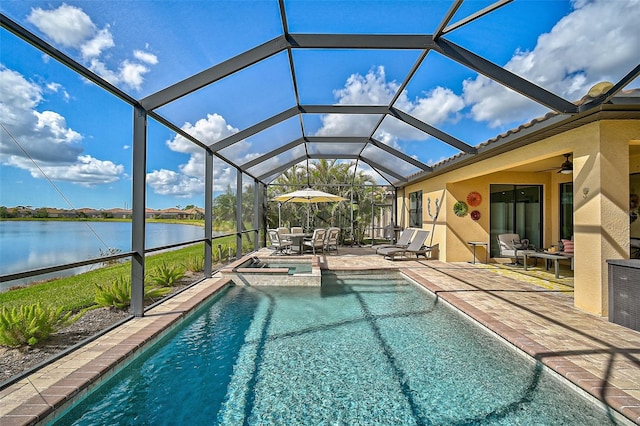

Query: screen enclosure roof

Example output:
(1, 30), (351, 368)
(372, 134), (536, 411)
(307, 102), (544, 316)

(2, 0), (639, 188)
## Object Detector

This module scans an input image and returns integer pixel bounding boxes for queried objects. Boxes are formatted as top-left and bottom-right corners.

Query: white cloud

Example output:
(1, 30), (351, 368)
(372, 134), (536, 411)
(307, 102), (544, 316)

(316, 66), (396, 137)
(168, 113), (239, 154)
(318, 0), (640, 135)
(333, 66), (398, 105)
(120, 60), (149, 91)
(45, 82), (70, 102)
(80, 27), (114, 60)
(148, 113), (254, 197)
(462, 0), (640, 127)
(0, 66), (125, 185)
(87, 58), (120, 84)
(146, 169), (204, 197)
(178, 152), (205, 178)
(134, 50), (158, 65)
(9, 155), (124, 186)
(27, 3), (95, 47)
(27, 4), (157, 91)
(34, 110), (82, 145)
(315, 113), (380, 137)
(314, 0), (639, 135)
(315, 67), (464, 145)
(462, 77), (533, 128)
(407, 87), (464, 125)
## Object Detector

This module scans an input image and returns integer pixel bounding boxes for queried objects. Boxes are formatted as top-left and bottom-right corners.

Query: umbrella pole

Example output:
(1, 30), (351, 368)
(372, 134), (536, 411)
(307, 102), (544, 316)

(350, 191), (354, 247)
(278, 202), (281, 227)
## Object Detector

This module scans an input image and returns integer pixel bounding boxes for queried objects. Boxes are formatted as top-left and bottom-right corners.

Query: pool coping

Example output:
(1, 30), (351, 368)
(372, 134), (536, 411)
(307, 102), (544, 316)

(1, 258), (639, 425)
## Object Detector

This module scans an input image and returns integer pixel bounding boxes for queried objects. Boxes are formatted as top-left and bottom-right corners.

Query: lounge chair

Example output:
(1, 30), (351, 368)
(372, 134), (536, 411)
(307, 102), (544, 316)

(496, 233), (532, 265)
(374, 228), (415, 254)
(377, 230), (433, 260)
(303, 228), (327, 254)
(268, 229), (292, 255)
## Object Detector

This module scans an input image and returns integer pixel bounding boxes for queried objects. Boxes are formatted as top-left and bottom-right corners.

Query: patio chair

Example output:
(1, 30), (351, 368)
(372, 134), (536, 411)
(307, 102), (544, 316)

(268, 229), (292, 255)
(277, 227), (292, 244)
(324, 227), (340, 254)
(303, 228), (327, 254)
(632, 238), (640, 259)
(291, 226), (303, 234)
(496, 233), (532, 265)
(374, 228), (415, 254)
(377, 230), (432, 260)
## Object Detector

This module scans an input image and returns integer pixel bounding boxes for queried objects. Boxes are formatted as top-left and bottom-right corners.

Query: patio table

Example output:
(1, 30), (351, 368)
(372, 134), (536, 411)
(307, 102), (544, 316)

(522, 250), (571, 279)
(282, 233), (312, 254)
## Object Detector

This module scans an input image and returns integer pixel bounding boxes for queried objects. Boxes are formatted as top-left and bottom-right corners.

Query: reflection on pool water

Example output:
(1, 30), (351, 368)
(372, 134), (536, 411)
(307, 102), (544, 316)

(51, 273), (618, 425)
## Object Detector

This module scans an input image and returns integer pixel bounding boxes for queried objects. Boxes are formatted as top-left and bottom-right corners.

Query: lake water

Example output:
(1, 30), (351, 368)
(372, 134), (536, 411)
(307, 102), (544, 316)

(0, 221), (207, 291)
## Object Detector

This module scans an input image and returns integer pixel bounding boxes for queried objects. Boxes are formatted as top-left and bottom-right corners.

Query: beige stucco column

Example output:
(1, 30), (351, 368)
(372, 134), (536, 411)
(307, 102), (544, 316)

(573, 121), (631, 316)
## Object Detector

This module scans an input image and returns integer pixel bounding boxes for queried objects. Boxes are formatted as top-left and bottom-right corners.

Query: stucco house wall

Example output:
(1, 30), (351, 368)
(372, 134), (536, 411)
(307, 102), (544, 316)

(399, 119), (640, 317)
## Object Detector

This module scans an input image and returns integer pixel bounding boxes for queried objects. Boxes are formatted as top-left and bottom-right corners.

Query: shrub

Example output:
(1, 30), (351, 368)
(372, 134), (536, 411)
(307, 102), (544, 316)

(148, 261), (186, 287)
(183, 255), (204, 273)
(0, 303), (71, 347)
(95, 276), (170, 309)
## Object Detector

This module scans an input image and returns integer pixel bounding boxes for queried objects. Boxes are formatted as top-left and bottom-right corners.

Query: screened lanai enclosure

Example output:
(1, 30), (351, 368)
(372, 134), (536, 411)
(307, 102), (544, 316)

(1, 0), (638, 315)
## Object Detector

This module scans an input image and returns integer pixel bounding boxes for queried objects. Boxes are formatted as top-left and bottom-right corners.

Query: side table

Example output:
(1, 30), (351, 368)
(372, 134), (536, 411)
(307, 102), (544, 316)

(467, 241), (488, 264)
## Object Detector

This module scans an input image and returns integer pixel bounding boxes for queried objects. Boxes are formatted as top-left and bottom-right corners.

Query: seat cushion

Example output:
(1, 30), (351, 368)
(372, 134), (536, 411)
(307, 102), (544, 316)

(561, 239), (574, 253)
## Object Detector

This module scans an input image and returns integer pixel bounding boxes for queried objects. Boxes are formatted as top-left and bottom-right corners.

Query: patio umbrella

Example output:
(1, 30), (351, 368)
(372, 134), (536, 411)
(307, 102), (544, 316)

(273, 188), (347, 229)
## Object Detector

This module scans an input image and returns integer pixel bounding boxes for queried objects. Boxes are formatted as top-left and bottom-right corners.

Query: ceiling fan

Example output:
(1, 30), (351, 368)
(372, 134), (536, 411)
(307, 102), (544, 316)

(535, 153), (573, 174)
(557, 153), (573, 174)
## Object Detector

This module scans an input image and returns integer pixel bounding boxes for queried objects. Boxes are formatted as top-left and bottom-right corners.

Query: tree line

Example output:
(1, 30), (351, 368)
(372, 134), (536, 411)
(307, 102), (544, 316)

(212, 160), (392, 245)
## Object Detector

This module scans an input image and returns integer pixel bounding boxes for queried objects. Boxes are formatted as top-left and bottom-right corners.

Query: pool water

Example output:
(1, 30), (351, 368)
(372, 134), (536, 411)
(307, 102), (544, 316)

(51, 273), (617, 425)
(265, 262), (312, 274)
(237, 257), (312, 274)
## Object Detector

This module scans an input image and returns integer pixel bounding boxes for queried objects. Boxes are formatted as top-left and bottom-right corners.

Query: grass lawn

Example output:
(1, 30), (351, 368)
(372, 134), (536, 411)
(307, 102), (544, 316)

(0, 235), (240, 313)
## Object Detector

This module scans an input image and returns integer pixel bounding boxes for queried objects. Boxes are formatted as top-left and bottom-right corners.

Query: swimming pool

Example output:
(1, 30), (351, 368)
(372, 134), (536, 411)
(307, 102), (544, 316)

(50, 272), (618, 425)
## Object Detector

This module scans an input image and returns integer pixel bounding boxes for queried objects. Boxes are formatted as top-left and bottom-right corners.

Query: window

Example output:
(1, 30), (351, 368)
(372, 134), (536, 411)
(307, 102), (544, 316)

(559, 182), (573, 240)
(409, 191), (422, 227)
(490, 184), (543, 257)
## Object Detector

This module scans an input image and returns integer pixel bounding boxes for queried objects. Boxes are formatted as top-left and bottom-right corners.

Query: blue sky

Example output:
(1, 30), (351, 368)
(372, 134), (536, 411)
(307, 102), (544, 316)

(1, 0), (639, 209)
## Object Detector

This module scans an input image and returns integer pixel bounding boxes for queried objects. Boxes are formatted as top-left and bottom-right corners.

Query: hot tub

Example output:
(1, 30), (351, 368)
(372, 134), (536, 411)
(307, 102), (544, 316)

(221, 256), (320, 287)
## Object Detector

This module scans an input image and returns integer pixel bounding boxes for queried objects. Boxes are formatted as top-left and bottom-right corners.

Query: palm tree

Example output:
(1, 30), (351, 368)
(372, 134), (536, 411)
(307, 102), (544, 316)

(212, 185), (237, 231)
(268, 164), (307, 228)
(269, 160), (383, 244)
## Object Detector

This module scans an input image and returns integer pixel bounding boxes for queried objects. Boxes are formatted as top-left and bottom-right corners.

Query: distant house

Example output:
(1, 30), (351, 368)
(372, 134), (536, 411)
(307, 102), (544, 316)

(46, 208), (77, 218)
(157, 208), (185, 219)
(76, 208), (101, 218)
(11, 206), (33, 217)
(105, 208), (131, 219)
(145, 208), (159, 219)
(183, 207), (205, 220)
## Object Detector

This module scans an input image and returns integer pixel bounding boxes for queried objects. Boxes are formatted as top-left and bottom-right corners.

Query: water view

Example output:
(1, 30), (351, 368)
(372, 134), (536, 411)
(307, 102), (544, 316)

(0, 221), (207, 291)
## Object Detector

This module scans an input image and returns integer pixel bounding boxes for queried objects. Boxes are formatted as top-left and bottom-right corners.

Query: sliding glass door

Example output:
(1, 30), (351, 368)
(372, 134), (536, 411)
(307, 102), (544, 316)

(490, 185), (543, 257)
(559, 182), (573, 240)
